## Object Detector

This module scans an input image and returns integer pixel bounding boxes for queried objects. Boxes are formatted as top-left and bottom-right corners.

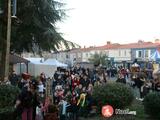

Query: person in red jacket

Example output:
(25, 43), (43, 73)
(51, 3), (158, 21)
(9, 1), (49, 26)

(72, 75), (80, 90)
(40, 72), (46, 86)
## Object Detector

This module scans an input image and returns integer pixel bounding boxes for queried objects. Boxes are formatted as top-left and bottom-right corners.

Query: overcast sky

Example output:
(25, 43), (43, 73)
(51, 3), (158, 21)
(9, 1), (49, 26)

(57, 0), (160, 47)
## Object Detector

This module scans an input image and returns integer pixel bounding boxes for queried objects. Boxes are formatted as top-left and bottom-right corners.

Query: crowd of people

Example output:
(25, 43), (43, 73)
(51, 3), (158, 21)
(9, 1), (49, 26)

(52, 66), (106, 120)
(7, 63), (160, 120)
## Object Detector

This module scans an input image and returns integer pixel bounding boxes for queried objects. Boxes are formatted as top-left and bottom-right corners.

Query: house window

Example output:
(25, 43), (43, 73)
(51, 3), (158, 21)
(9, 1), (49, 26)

(130, 51), (132, 55)
(90, 53), (93, 57)
(78, 53), (81, 58)
(144, 50), (148, 58)
(124, 50), (126, 56)
(86, 53), (88, 57)
(136, 50), (142, 58)
(66, 54), (69, 59)
(106, 51), (109, 56)
(119, 50), (121, 56)
(144, 50), (151, 58)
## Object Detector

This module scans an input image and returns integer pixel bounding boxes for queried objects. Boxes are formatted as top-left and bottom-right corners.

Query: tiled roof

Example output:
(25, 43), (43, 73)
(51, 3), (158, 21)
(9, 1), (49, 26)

(63, 41), (160, 53)
(83, 42), (160, 51)
(69, 48), (82, 53)
(118, 42), (160, 49)
(99, 43), (120, 49)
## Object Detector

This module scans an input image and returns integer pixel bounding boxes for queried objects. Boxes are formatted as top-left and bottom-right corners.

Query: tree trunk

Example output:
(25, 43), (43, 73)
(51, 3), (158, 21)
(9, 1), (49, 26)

(0, 0), (11, 82)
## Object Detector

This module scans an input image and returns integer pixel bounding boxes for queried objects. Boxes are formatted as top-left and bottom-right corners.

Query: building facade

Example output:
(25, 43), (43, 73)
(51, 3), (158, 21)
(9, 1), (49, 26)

(130, 42), (160, 61)
(48, 40), (160, 67)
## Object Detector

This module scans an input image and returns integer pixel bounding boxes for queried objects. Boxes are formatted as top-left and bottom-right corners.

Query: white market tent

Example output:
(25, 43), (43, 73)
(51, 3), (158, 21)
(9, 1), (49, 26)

(44, 58), (68, 67)
(150, 50), (160, 61)
(15, 58), (67, 77)
(26, 58), (45, 64)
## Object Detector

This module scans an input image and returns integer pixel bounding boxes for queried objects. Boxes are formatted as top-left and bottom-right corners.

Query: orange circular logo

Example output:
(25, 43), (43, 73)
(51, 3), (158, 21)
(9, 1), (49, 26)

(102, 105), (114, 117)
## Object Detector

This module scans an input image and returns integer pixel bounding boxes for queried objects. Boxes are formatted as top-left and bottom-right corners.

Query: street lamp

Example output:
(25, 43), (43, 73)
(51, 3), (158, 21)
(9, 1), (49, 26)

(12, 0), (16, 17)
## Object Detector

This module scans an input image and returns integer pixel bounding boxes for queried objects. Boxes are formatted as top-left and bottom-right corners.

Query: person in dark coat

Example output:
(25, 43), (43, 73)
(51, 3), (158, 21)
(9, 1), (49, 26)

(116, 74), (126, 84)
(14, 80), (39, 120)
(80, 75), (90, 88)
(155, 80), (160, 92)
(152, 69), (160, 91)
(134, 76), (145, 98)
(9, 71), (19, 86)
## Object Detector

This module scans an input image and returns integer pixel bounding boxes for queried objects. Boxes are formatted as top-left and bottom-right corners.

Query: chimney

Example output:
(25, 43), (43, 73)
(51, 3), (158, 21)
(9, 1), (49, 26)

(155, 39), (160, 43)
(107, 41), (111, 45)
(138, 40), (143, 44)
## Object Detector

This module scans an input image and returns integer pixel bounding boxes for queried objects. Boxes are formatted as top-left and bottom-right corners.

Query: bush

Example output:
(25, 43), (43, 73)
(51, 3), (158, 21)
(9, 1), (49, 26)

(144, 92), (160, 119)
(92, 83), (134, 112)
(0, 85), (20, 120)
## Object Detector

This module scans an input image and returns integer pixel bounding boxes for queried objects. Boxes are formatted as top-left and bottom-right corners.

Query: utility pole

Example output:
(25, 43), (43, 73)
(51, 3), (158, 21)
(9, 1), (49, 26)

(0, 0), (11, 81)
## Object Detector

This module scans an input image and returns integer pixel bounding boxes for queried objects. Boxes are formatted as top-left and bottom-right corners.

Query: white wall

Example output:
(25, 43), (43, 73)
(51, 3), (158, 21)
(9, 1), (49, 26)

(53, 52), (69, 64)
(29, 64), (57, 78)
(52, 48), (132, 64)
(108, 49), (131, 62)
(81, 50), (104, 62)
(69, 53), (76, 65)
(82, 52), (90, 62)
(14, 63), (27, 74)
(14, 63), (57, 77)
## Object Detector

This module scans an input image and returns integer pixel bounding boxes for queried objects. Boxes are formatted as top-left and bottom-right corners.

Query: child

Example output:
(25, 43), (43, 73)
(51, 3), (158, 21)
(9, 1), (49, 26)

(36, 104), (43, 120)
(41, 97), (52, 115)
(58, 97), (69, 120)
(38, 81), (45, 98)
(54, 85), (64, 104)
(140, 80), (151, 99)
(116, 74), (126, 84)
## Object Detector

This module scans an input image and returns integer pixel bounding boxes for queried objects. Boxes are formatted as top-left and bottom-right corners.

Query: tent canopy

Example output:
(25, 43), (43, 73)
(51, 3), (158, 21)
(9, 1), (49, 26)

(25, 58), (67, 67)
(150, 50), (160, 61)
(44, 58), (68, 67)
(10, 54), (30, 64)
(24, 58), (44, 65)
